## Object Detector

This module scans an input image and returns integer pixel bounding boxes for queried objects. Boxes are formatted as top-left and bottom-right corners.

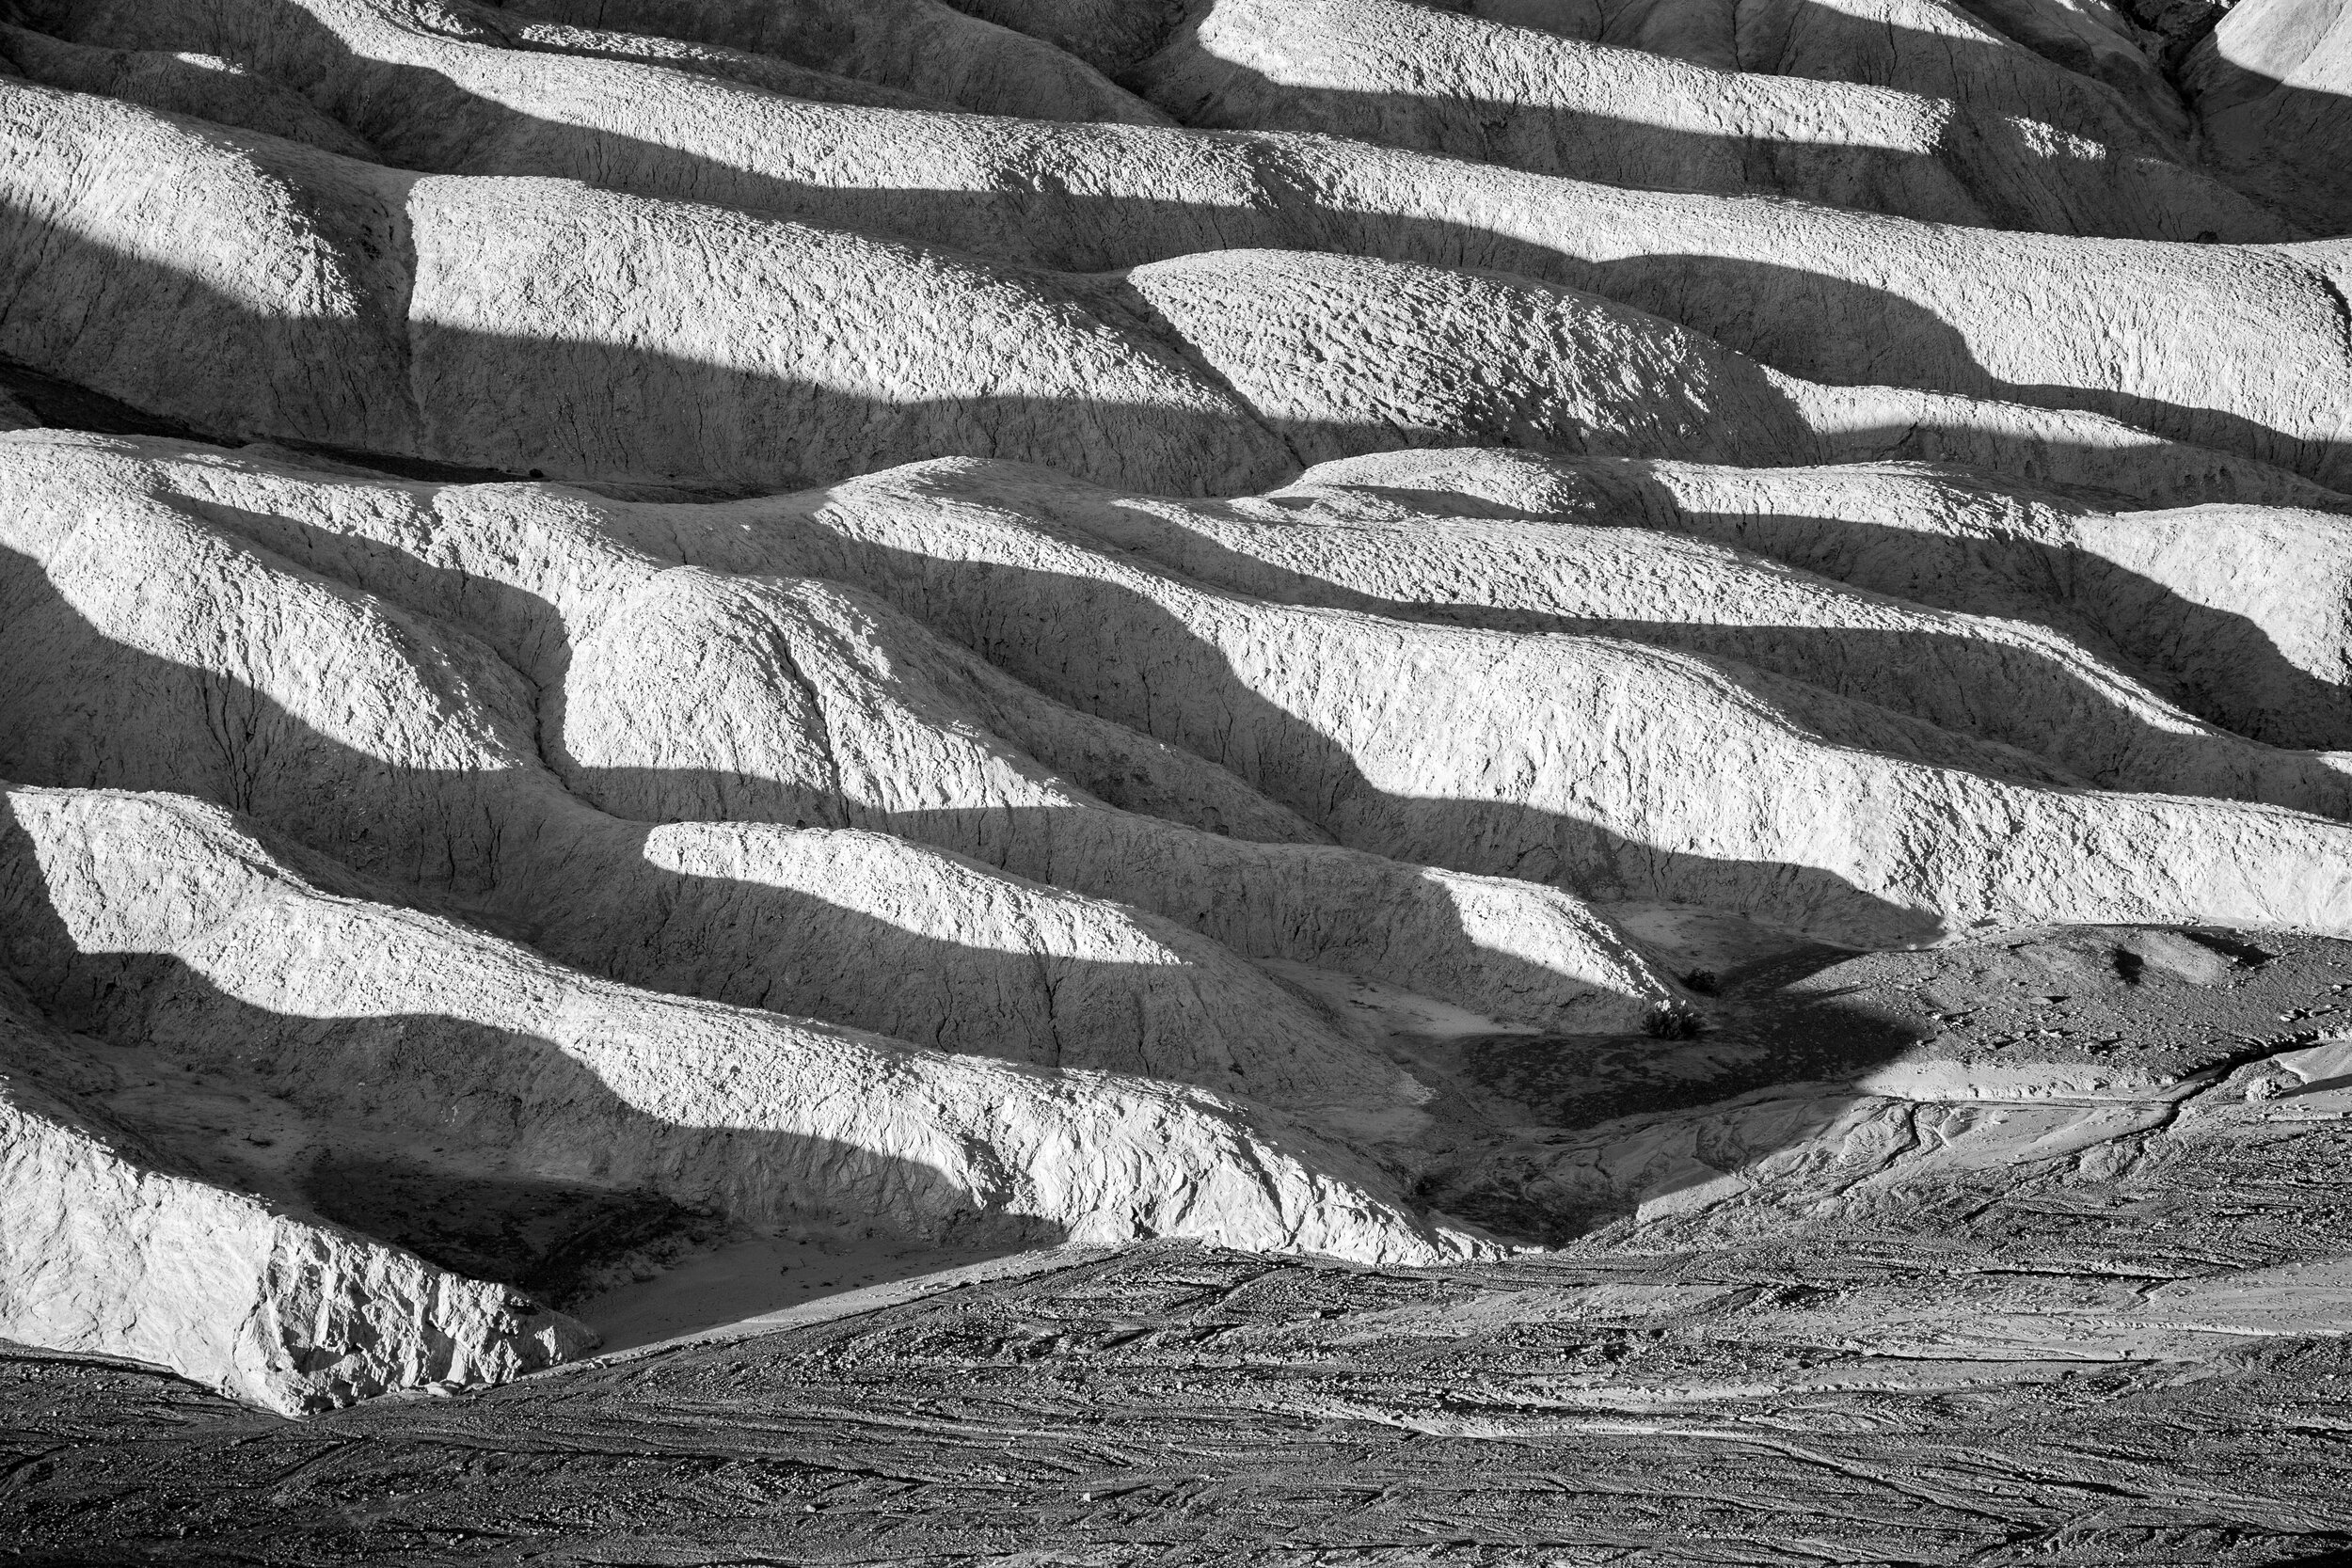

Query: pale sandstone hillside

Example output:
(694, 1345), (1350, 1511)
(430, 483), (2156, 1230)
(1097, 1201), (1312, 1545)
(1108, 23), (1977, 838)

(0, 782), (1473, 1410)
(0, 956), (594, 1416)
(6, 418), (2352, 1415)
(4, 87), (2342, 503)
(6, 7), (2352, 475)
(2184, 0), (2352, 226)
(0, 7), (2348, 1542)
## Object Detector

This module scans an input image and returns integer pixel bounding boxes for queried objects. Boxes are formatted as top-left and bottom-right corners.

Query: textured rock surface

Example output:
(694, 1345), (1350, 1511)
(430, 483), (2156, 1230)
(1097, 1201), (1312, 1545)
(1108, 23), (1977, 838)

(1133, 0), (2264, 234)
(11, 924), (2352, 1556)
(1, 782), (1471, 1267)
(0, 0), (2348, 1555)
(2185, 0), (2352, 226)
(0, 965), (593, 1417)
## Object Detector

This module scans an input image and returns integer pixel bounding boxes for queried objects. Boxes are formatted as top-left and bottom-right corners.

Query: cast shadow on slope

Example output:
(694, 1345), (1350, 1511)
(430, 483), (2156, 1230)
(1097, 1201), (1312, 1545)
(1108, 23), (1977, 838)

(16, 211), (2345, 817)
(0, 565), (1329, 1099)
(1067, 499), (2352, 792)
(183, 496), (1717, 1046)
(1574, 252), (2346, 483)
(13, 303), (2333, 930)
(978, 0), (2207, 152)
(72, 0), (2274, 243)
(5, 8), (2344, 484)
(0, 502), (1935, 1250)
(0, 800), (1061, 1342)
(806, 531), (1968, 1240)
(40, 288), (2344, 774)
(8, 183), (2343, 531)
(1110, 0), (2352, 253)
(2198, 83), (2352, 234)
(1572, 483), (2352, 755)
(2179, 31), (2352, 235)
(167, 483), (1961, 949)
(466, 517), (1978, 1216)
(1124, 44), (2266, 241)
(13, 175), (2333, 770)
(24, 245), (2345, 774)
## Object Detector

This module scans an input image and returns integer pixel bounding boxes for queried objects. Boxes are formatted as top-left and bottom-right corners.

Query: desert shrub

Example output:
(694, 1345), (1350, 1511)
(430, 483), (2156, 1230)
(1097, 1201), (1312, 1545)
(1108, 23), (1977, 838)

(1642, 1003), (1705, 1039)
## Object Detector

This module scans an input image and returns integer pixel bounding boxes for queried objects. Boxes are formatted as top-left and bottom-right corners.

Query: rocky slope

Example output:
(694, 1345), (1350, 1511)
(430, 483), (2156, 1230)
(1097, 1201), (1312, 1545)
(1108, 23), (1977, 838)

(0, 0), (2347, 1556)
(0, 779), (1475, 1410)
(2184, 0), (2352, 227)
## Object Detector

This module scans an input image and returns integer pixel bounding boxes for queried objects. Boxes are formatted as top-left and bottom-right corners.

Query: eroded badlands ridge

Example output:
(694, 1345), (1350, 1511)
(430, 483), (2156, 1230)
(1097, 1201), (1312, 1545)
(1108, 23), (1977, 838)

(0, 2), (2348, 1551)
(7, 422), (2352, 1414)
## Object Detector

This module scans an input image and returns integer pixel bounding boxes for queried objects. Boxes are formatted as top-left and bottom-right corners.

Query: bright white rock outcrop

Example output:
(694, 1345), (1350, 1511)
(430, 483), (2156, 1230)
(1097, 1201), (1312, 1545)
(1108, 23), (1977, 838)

(0, 780), (1486, 1410)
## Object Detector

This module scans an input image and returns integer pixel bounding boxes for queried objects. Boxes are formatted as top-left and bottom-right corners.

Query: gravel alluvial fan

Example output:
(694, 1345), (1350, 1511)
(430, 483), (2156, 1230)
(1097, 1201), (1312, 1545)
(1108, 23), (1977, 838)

(2, 0), (2351, 1558)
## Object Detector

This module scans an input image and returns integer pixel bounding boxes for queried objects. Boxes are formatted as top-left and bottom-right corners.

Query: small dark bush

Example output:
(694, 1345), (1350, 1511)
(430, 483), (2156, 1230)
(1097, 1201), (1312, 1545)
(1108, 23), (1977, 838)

(1642, 1003), (1705, 1039)
(1681, 968), (1721, 995)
